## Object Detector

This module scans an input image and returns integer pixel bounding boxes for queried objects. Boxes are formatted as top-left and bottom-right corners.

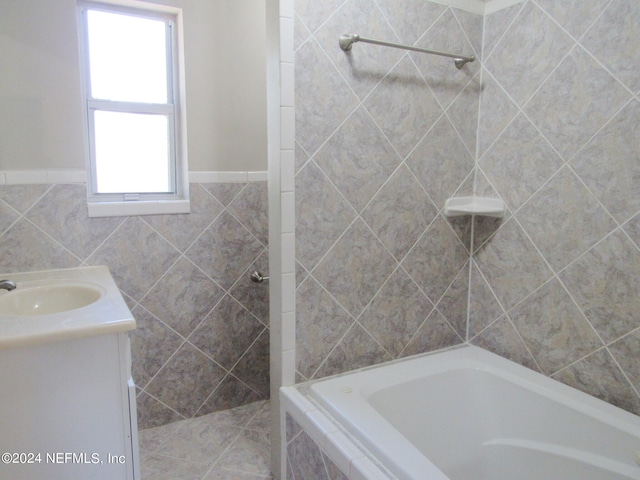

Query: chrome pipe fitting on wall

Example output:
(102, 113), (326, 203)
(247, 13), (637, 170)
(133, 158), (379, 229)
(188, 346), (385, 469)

(250, 270), (269, 283)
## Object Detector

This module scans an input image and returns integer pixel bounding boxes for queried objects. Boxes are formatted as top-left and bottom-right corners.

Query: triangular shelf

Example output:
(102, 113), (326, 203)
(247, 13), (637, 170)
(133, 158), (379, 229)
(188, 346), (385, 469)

(444, 196), (505, 218)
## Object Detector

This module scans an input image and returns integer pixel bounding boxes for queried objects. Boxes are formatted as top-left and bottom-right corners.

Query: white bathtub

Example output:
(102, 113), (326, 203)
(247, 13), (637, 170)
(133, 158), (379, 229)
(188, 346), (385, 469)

(310, 346), (640, 480)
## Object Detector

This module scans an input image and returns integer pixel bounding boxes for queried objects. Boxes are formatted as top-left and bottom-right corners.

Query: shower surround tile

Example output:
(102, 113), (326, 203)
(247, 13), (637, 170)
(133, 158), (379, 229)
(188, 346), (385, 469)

(293, 11), (312, 51)
(571, 99), (640, 224)
(314, 0), (405, 100)
(294, 39), (359, 156)
(473, 218), (553, 311)
(295, 276), (353, 379)
(485, 1), (574, 107)
(470, 0), (640, 416)
(141, 257), (224, 338)
(232, 329), (270, 398)
(406, 116), (474, 210)
(581, 0), (640, 93)
(535, 0), (608, 40)
(401, 309), (462, 357)
(230, 250), (270, 325)
(129, 306), (184, 389)
(471, 316), (539, 371)
(294, 0), (640, 417)
(295, 162), (356, 271)
(315, 323), (392, 378)
(468, 261), (504, 338)
(196, 376), (261, 416)
(412, 8), (480, 110)
(401, 216), (471, 304)
(476, 71), (520, 159)
(482, 2), (523, 59)
(446, 73), (480, 155)
(294, 0), (347, 34)
(452, 7), (484, 60)
(313, 219), (396, 317)
(314, 107), (401, 213)
(435, 263), (470, 339)
(609, 330), (640, 393)
(479, 113), (562, 212)
(516, 166), (616, 271)
(508, 278), (602, 375)
(375, 0), (446, 45)
(524, 47), (630, 161)
(553, 349), (640, 415)
(186, 211), (265, 291)
(559, 230), (640, 344)
(364, 56), (442, 159)
(146, 342), (227, 418)
(190, 295), (265, 371)
(294, 0), (478, 385)
(359, 268), (434, 357)
(625, 214), (640, 250)
(360, 165), (437, 261)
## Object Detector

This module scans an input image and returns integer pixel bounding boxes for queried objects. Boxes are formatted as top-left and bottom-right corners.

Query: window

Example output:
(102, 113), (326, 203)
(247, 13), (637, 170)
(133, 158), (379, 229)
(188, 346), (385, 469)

(77, 0), (189, 216)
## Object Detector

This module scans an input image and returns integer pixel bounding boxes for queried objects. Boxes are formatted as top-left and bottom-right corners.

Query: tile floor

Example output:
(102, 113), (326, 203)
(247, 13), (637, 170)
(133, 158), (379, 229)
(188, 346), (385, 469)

(139, 400), (273, 480)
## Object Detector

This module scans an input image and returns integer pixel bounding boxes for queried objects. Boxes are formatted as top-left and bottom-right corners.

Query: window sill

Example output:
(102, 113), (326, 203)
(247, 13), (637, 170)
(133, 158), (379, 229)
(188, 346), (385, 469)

(88, 199), (190, 217)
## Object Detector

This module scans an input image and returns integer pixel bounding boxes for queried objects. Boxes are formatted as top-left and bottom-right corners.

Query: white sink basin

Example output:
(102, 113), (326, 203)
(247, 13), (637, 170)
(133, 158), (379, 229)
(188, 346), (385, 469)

(0, 283), (104, 316)
(0, 266), (135, 349)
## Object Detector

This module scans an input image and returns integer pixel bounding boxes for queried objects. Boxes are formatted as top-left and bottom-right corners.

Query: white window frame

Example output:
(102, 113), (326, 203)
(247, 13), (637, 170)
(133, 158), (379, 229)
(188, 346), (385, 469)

(77, 0), (189, 217)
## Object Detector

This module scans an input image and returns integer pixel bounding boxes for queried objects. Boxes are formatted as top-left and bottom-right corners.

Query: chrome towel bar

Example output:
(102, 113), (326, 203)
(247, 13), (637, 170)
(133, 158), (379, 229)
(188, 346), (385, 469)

(339, 34), (475, 69)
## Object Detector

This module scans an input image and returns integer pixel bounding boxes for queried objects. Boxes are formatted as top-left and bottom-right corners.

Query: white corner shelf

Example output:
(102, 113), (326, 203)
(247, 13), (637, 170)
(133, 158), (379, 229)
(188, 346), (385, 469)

(444, 196), (505, 218)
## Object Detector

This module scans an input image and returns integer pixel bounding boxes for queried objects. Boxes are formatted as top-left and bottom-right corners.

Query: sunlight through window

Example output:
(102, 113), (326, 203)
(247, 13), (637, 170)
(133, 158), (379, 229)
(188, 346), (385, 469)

(78, 1), (187, 212)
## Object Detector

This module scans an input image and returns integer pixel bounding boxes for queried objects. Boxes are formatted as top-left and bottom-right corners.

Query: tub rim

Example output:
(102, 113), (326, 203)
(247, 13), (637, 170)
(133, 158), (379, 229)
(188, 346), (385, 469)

(306, 345), (640, 480)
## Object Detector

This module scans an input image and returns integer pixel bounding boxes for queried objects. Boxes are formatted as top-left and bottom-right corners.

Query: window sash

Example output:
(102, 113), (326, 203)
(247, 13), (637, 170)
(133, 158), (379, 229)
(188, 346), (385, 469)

(87, 104), (177, 195)
(78, 1), (183, 203)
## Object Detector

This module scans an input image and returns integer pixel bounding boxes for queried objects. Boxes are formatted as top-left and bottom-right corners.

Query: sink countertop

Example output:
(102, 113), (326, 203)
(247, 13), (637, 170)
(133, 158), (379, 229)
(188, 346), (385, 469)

(0, 266), (135, 349)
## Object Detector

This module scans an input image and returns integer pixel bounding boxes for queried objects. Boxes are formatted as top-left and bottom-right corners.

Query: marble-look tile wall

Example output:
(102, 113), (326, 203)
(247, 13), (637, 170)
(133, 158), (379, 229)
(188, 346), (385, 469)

(293, 0), (640, 417)
(0, 182), (269, 428)
(294, 0), (483, 381)
(286, 414), (349, 480)
(471, 0), (640, 415)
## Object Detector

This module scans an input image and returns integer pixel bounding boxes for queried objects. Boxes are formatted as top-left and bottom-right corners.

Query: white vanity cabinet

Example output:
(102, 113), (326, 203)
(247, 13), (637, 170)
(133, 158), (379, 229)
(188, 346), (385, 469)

(0, 267), (139, 480)
(0, 332), (139, 479)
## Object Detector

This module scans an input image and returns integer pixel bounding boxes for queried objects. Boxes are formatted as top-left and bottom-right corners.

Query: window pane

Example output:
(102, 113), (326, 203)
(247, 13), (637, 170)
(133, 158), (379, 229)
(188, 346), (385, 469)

(87, 10), (168, 103)
(94, 111), (171, 193)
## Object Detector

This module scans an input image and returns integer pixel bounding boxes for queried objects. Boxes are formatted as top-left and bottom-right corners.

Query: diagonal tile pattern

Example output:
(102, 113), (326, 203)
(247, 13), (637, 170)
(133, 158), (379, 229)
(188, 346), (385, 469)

(0, 181), (269, 429)
(296, 0), (640, 414)
(139, 400), (272, 480)
(314, 0), (406, 101)
(313, 107), (401, 213)
(412, 8), (480, 110)
(295, 0), (480, 381)
(524, 46), (630, 161)
(364, 56), (443, 159)
(469, 0), (640, 415)
(484, 1), (574, 107)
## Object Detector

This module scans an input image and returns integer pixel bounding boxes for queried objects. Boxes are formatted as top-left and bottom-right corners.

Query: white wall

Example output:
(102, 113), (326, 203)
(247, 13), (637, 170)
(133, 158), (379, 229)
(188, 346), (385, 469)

(0, 0), (267, 172)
